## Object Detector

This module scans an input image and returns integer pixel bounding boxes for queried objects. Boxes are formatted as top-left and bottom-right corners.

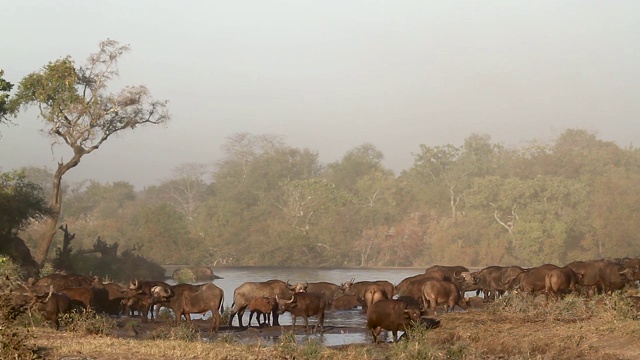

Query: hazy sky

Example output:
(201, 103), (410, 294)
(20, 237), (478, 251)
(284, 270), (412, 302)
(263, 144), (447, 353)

(1, 1), (639, 189)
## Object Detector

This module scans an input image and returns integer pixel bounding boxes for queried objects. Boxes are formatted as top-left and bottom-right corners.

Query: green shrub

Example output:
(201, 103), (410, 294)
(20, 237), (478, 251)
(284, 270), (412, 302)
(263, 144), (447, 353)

(0, 255), (23, 288)
(173, 268), (196, 284)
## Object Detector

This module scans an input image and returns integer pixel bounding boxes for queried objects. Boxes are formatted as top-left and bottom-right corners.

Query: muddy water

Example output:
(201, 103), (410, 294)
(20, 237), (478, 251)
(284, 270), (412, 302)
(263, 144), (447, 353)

(171, 267), (425, 345)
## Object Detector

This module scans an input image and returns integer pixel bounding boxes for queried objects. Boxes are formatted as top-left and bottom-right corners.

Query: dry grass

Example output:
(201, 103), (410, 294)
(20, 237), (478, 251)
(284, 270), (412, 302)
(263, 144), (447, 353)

(22, 293), (640, 360)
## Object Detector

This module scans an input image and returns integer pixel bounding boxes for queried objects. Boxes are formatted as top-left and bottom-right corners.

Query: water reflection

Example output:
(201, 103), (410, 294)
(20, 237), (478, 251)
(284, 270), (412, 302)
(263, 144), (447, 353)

(172, 267), (425, 346)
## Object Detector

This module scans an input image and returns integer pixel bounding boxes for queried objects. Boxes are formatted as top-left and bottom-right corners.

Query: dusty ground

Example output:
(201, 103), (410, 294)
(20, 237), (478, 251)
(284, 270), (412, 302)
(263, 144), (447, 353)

(23, 296), (640, 359)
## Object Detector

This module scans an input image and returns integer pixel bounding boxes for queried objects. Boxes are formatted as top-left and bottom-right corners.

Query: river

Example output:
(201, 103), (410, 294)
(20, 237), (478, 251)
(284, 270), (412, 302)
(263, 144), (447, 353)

(167, 266), (426, 346)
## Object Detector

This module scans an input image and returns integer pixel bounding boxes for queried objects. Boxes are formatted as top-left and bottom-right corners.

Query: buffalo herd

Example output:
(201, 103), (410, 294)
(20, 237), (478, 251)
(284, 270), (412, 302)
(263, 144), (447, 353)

(2, 257), (639, 343)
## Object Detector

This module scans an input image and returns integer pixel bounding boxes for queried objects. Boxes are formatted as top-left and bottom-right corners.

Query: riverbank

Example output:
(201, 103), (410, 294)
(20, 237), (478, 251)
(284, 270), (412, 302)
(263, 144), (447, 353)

(22, 293), (640, 359)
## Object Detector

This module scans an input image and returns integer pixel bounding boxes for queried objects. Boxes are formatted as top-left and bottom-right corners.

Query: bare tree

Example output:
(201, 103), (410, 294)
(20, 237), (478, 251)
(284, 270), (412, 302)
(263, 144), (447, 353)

(14, 39), (171, 264)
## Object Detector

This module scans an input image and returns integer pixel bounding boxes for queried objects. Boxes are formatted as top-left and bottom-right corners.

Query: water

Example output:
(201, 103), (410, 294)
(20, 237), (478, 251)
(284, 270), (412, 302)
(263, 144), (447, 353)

(170, 266), (425, 345)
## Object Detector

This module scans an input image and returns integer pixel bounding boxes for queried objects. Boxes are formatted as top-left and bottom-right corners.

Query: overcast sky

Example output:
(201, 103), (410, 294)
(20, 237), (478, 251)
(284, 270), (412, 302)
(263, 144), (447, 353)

(1, 1), (639, 189)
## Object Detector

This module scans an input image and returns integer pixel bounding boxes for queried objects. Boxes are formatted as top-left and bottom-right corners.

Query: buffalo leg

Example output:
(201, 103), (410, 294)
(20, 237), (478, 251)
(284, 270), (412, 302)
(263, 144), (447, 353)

(371, 327), (381, 343)
(271, 309), (280, 326)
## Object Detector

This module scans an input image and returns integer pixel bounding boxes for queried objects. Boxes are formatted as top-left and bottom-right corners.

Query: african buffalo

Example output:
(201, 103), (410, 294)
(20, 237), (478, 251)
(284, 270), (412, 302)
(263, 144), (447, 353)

(510, 264), (560, 295)
(598, 261), (636, 293)
(367, 299), (422, 343)
(276, 292), (326, 334)
(330, 294), (361, 310)
(462, 265), (524, 300)
(305, 281), (349, 309)
(394, 274), (443, 302)
(544, 267), (580, 300)
(124, 279), (173, 321)
(6, 285), (72, 330)
(425, 265), (470, 283)
(342, 280), (394, 304)
(229, 280), (307, 327)
(33, 289), (73, 329)
(57, 286), (94, 310)
(565, 260), (609, 296)
(421, 279), (470, 315)
(362, 284), (388, 311)
(169, 283), (224, 332)
(34, 273), (93, 290)
(248, 296), (277, 327)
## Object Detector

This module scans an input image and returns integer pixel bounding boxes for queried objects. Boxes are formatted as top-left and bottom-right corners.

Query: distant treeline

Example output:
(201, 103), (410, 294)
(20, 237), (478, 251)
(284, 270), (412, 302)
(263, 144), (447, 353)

(17, 129), (640, 267)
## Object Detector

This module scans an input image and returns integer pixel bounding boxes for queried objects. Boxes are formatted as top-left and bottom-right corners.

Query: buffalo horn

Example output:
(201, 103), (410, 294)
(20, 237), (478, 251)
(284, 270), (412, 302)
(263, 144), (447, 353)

(286, 294), (295, 304)
(158, 286), (171, 297)
(44, 285), (53, 303)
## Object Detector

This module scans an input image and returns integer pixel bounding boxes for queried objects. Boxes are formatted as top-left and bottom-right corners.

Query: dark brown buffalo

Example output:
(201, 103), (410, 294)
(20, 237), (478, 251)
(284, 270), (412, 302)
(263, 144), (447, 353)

(544, 267), (580, 300)
(425, 265), (470, 282)
(33, 290), (73, 329)
(57, 286), (94, 310)
(276, 292), (326, 334)
(6, 286), (72, 330)
(362, 284), (388, 311)
(34, 273), (93, 290)
(510, 264), (560, 294)
(343, 280), (394, 305)
(367, 299), (422, 343)
(330, 294), (361, 310)
(622, 258), (640, 280)
(395, 295), (423, 311)
(229, 280), (307, 327)
(421, 279), (470, 315)
(248, 296), (276, 326)
(169, 283), (224, 332)
(124, 279), (173, 321)
(101, 282), (127, 315)
(396, 273), (446, 296)
(395, 274), (443, 302)
(305, 281), (348, 309)
(463, 266), (524, 300)
(598, 261), (636, 293)
(565, 259), (608, 296)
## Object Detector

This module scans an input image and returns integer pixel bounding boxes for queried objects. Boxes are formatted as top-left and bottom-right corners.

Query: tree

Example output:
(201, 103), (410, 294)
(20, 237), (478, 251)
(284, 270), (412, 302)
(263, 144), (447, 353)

(0, 69), (18, 130)
(14, 39), (170, 264)
(0, 170), (51, 237)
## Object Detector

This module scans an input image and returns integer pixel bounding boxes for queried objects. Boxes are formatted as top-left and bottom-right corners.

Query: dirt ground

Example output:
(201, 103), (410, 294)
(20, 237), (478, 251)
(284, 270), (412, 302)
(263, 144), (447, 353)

(26, 296), (640, 359)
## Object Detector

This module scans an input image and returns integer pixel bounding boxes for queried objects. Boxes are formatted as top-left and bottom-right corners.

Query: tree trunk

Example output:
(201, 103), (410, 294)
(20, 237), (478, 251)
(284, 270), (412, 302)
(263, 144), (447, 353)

(34, 155), (82, 264)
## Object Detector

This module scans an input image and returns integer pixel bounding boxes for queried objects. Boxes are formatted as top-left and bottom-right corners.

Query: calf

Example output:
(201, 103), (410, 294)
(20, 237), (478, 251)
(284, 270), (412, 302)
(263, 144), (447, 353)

(367, 299), (422, 343)
(421, 279), (470, 315)
(276, 292), (326, 334)
(248, 296), (276, 326)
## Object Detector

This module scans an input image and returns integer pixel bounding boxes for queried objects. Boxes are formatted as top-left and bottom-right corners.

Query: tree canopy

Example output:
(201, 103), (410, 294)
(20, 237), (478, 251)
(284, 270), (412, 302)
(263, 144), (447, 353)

(13, 39), (170, 263)
(11, 128), (639, 268)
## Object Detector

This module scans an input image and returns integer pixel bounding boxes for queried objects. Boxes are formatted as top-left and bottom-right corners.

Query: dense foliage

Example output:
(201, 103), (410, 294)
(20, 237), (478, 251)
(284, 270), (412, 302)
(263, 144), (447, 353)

(0, 170), (51, 237)
(16, 129), (640, 267)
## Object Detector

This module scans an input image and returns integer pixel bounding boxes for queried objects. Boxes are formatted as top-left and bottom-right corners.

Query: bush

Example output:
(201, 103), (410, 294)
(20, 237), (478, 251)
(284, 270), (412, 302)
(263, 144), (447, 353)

(0, 319), (38, 359)
(0, 255), (23, 288)
(59, 309), (115, 336)
(173, 268), (196, 284)
(148, 322), (200, 342)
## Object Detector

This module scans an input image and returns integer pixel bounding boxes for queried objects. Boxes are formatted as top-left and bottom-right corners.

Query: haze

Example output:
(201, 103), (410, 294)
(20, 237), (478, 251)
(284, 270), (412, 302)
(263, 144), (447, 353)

(1, 1), (639, 189)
